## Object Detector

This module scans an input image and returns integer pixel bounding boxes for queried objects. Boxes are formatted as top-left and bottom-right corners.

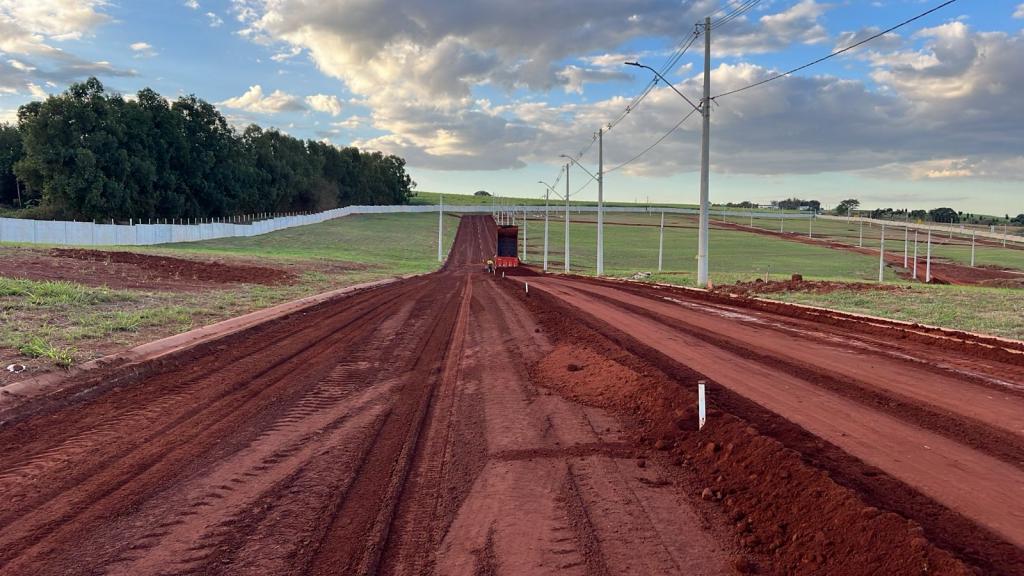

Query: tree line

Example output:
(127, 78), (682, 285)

(834, 199), (1021, 225)
(0, 78), (415, 221)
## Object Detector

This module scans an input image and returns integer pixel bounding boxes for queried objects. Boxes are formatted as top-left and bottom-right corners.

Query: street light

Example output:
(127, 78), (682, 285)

(538, 180), (558, 272)
(626, 17), (712, 287)
(560, 154), (604, 275)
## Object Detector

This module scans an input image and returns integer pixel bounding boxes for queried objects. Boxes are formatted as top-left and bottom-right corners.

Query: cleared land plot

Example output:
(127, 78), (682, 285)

(0, 213), (457, 378)
(725, 215), (1024, 272)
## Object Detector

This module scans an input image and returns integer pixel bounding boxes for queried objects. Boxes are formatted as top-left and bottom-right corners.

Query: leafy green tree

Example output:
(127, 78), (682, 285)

(0, 123), (24, 206)
(836, 199), (860, 216)
(929, 207), (959, 223)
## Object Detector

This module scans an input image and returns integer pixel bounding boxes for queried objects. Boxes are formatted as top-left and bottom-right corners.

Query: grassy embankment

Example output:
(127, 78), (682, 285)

(516, 211), (1023, 339)
(0, 213), (458, 371)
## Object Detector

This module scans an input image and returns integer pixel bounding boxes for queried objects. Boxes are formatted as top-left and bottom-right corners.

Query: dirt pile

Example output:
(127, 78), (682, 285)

(717, 278), (911, 296)
(520, 285), (976, 576)
(49, 248), (296, 287)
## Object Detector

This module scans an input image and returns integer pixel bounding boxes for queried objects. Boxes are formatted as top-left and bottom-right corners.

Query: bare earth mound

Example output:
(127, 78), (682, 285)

(0, 247), (296, 290)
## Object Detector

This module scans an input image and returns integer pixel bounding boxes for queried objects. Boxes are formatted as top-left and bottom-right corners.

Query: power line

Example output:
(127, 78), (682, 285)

(605, 108), (700, 174)
(712, 0), (962, 99)
(713, 0), (760, 29)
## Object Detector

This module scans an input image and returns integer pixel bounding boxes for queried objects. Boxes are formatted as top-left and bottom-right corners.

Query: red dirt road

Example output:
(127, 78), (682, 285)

(0, 215), (1019, 575)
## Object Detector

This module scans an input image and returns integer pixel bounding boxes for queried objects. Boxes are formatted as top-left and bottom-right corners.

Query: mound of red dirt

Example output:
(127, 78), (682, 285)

(47, 249), (296, 287)
(718, 279), (912, 296)
(519, 285), (977, 576)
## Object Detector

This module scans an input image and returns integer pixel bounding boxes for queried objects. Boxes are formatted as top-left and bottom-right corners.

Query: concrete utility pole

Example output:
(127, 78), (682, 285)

(879, 224), (886, 283)
(971, 231), (976, 267)
(697, 16), (712, 288)
(903, 215), (909, 268)
(658, 211), (665, 272)
(565, 164), (571, 273)
(544, 188), (550, 272)
(522, 207), (527, 262)
(859, 220), (863, 247)
(597, 127), (605, 276)
(437, 195), (444, 262)
(926, 230), (932, 283)
(913, 231), (919, 279)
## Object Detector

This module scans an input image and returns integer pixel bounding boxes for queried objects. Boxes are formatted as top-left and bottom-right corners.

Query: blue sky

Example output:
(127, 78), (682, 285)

(1, 1), (1022, 215)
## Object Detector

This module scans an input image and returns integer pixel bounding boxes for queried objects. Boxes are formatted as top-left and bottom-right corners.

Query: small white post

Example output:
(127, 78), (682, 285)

(808, 214), (813, 238)
(926, 231), (932, 283)
(780, 211), (785, 233)
(1004, 224), (1008, 248)
(525, 282), (529, 294)
(879, 224), (886, 283)
(913, 231), (919, 279)
(859, 220), (863, 247)
(658, 212), (665, 272)
(698, 381), (707, 430)
(971, 232), (976, 267)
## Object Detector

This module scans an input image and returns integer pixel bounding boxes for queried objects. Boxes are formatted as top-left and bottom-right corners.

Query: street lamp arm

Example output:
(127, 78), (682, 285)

(624, 61), (701, 114)
(559, 154), (599, 182)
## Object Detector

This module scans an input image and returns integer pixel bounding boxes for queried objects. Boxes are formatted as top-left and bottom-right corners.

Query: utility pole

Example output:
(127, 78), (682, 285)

(926, 230), (932, 283)
(913, 231), (919, 279)
(565, 164), (571, 273)
(522, 207), (527, 262)
(971, 231), (976, 267)
(879, 224), (886, 283)
(437, 194), (444, 262)
(544, 188), (550, 272)
(697, 16), (712, 288)
(658, 211), (665, 272)
(597, 127), (605, 276)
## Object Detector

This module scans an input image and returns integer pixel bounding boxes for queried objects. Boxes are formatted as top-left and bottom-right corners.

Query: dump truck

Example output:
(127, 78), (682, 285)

(495, 225), (519, 268)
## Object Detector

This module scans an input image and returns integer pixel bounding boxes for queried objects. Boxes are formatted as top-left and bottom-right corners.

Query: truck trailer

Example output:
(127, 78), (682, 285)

(495, 225), (519, 268)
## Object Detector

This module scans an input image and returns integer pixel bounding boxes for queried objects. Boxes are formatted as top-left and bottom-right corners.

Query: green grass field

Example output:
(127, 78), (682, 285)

(723, 215), (1024, 272)
(516, 212), (898, 285)
(0, 213), (459, 371)
(766, 285), (1024, 340)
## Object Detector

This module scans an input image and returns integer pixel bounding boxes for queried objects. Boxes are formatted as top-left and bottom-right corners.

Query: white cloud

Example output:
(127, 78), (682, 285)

(206, 12), (223, 27)
(26, 82), (46, 98)
(0, 0), (132, 93)
(218, 85), (306, 114)
(1015, 4), (1024, 19)
(229, 1), (1024, 182)
(130, 41), (157, 58)
(305, 93), (342, 116)
(0, 108), (17, 124)
(185, 0), (199, 9)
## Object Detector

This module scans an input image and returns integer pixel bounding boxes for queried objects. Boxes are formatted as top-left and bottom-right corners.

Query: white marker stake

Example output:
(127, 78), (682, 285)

(926, 231), (932, 283)
(525, 282), (529, 294)
(698, 381), (707, 430)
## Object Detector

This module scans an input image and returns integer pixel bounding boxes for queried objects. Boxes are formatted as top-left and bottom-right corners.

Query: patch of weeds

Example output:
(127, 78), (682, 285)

(70, 307), (195, 340)
(0, 277), (133, 306)
(300, 270), (330, 284)
(18, 336), (76, 368)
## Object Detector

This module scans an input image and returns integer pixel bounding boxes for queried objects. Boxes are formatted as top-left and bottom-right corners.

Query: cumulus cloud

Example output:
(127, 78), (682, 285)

(130, 41), (157, 58)
(0, 0), (132, 93)
(185, 0), (199, 9)
(228, 1), (1021, 182)
(1015, 4), (1024, 19)
(305, 93), (342, 116)
(206, 12), (223, 27)
(219, 85), (306, 114)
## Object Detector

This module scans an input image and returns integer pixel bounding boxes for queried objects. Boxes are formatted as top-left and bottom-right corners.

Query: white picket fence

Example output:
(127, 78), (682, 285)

(0, 204), (810, 247)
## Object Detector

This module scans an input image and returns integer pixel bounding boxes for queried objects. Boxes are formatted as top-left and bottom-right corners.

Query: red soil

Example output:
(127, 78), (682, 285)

(716, 278), (911, 296)
(0, 247), (298, 290)
(0, 215), (1018, 575)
